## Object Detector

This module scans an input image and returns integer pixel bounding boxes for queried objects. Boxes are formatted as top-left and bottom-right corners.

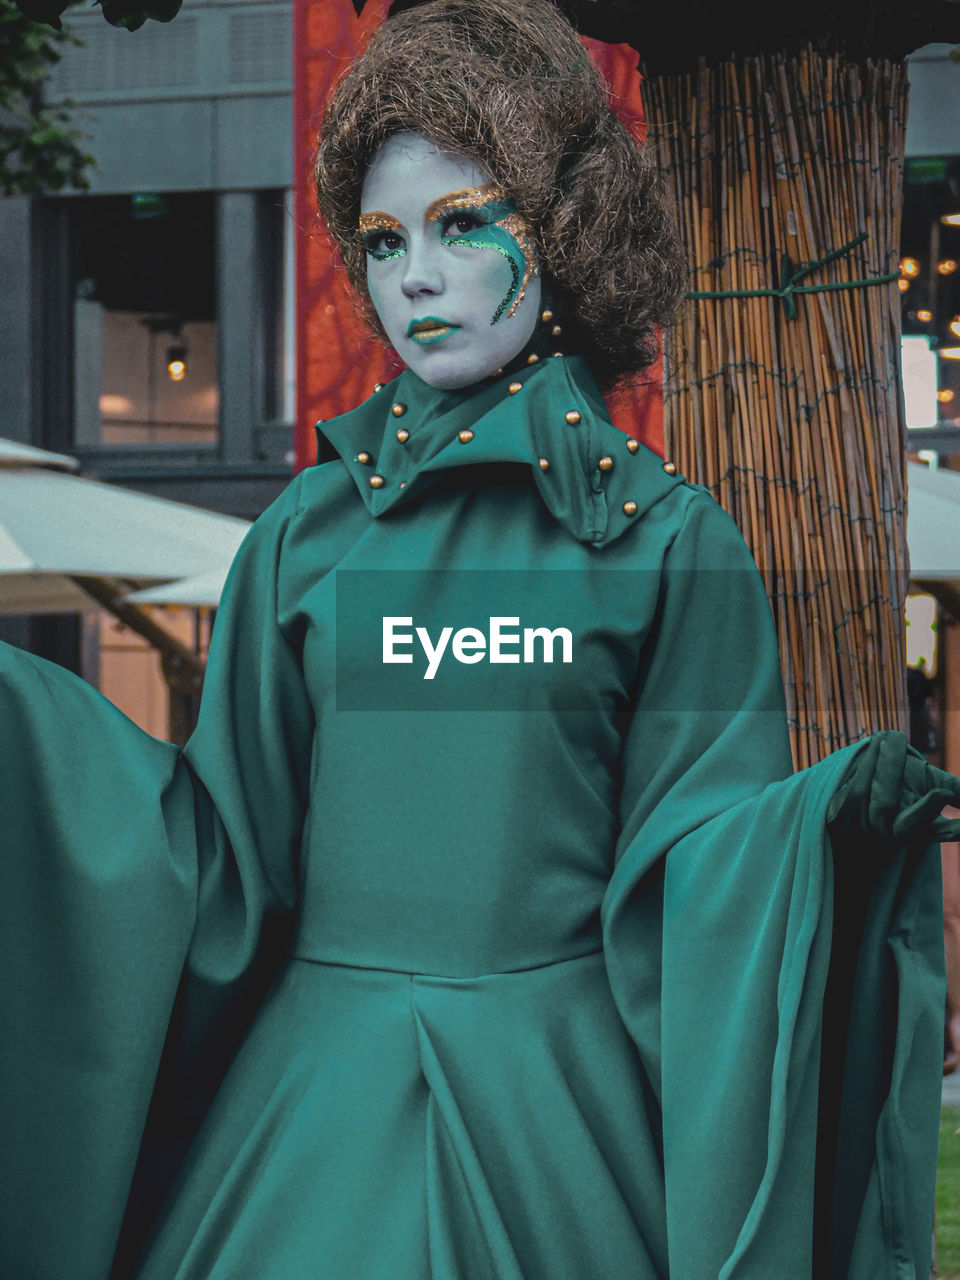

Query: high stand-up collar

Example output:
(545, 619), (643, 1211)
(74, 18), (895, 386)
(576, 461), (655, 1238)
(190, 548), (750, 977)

(315, 346), (684, 548)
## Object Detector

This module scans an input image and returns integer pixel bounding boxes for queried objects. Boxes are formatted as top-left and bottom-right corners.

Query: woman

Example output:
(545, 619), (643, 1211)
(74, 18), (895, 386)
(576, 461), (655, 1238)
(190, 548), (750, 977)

(2, 2), (958, 1277)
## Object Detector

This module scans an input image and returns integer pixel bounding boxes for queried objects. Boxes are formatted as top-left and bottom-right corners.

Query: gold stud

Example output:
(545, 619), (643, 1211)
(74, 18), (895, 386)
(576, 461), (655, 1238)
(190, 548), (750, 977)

(598, 456), (613, 472)
(458, 429), (474, 444)
(369, 474), (385, 488)
(551, 325), (562, 338)
(539, 456), (550, 471)
(626, 438), (640, 453)
(662, 461), (678, 475)
(374, 382), (384, 392)
(551, 351), (563, 359)
(623, 500), (638, 516)
(508, 381), (522, 395)
(395, 428), (410, 443)
(356, 451), (372, 465)
(392, 402), (406, 417)
(565, 410), (581, 426)
(541, 309), (554, 324)
(526, 353), (540, 365)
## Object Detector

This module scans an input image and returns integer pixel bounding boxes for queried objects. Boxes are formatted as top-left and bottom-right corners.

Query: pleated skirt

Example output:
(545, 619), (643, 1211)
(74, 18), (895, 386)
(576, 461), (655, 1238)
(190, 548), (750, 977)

(137, 951), (668, 1279)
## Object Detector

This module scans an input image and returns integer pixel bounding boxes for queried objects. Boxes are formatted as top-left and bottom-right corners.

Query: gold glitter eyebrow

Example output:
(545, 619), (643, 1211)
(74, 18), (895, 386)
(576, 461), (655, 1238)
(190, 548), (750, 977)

(424, 183), (505, 223)
(358, 211), (401, 233)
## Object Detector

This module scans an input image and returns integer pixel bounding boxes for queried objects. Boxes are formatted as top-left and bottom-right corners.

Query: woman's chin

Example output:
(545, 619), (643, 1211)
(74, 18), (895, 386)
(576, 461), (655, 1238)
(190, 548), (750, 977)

(405, 350), (508, 391)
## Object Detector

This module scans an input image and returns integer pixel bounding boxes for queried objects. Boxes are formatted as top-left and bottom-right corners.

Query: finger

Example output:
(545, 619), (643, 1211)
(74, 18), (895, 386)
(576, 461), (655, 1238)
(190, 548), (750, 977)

(925, 763), (960, 802)
(892, 787), (960, 840)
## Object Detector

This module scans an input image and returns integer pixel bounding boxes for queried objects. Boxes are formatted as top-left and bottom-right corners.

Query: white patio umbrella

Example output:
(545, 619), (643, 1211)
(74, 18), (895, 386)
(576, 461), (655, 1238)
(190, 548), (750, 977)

(0, 437), (255, 741)
(126, 563), (232, 608)
(0, 438), (79, 472)
(0, 438), (250, 615)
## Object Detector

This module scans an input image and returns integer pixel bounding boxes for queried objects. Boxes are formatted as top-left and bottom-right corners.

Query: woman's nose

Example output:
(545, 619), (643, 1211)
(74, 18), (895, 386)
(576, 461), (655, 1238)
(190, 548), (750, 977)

(401, 240), (444, 298)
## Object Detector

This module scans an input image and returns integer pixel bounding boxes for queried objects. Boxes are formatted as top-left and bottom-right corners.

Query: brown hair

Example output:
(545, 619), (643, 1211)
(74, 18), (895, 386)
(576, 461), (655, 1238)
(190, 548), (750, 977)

(315, 0), (686, 389)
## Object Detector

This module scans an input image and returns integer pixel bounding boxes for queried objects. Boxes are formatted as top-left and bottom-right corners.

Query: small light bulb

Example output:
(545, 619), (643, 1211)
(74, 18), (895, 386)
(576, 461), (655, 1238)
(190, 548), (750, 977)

(900, 257), (921, 277)
(941, 213), (960, 226)
(937, 259), (958, 276)
(937, 388), (955, 403)
(898, 278), (910, 293)
(950, 316), (960, 339)
(939, 346), (960, 360)
(916, 309), (932, 323)
(165, 343), (187, 381)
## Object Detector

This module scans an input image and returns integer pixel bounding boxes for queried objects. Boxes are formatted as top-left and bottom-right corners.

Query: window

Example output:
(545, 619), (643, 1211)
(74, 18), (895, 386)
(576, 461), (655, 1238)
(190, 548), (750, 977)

(72, 192), (218, 448)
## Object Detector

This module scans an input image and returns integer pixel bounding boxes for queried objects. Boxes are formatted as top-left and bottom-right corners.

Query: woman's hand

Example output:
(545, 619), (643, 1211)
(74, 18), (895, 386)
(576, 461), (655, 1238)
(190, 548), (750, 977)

(826, 730), (960, 845)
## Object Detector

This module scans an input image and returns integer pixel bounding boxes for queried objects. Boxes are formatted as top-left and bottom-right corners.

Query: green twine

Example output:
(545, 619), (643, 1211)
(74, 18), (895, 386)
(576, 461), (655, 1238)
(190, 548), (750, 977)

(685, 232), (900, 320)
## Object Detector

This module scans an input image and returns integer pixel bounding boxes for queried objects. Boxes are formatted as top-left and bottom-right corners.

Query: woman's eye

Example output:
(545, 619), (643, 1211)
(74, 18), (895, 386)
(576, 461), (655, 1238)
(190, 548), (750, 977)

(364, 230), (405, 258)
(442, 213), (479, 237)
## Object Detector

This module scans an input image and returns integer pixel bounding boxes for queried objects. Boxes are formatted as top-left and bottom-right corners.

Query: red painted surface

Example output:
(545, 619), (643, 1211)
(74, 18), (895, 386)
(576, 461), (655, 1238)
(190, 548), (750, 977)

(582, 37), (664, 457)
(293, 3), (663, 470)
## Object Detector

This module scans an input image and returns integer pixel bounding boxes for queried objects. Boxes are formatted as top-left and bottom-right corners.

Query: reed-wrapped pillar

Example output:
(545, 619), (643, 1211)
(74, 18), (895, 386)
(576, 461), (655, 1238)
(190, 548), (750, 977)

(642, 52), (910, 767)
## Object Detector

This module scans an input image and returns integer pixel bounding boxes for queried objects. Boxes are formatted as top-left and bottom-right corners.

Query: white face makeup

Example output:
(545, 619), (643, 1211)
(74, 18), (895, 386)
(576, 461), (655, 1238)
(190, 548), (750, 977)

(360, 132), (542, 390)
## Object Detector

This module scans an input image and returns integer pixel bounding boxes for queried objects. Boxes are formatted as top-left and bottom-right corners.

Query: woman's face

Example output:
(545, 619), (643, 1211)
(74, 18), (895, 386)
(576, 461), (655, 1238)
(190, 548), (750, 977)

(360, 132), (542, 390)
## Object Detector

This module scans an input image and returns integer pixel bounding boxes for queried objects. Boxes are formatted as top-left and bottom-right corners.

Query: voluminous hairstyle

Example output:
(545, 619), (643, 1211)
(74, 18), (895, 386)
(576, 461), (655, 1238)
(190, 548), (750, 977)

(315, 0), (686, 390)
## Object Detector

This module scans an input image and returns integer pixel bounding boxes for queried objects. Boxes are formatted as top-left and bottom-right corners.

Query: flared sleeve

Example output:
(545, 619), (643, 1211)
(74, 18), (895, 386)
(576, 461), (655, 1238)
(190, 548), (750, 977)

(601, 490), (944, 1280)
(0, 474), (314, 1280)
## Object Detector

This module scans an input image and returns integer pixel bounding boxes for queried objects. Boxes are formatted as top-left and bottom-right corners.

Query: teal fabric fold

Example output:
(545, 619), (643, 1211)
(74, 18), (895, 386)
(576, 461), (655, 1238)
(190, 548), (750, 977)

(0, 353), (947, 1279)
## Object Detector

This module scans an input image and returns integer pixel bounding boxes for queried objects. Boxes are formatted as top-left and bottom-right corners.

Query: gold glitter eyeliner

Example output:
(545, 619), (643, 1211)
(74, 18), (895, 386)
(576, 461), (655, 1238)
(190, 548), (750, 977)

(423, 183), (504, 223)
(358, 211), (402, 234)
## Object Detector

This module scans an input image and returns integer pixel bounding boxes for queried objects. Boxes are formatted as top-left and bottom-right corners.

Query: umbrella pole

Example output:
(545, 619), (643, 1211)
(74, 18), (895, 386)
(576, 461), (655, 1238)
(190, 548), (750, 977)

(70, 575), (205, 746)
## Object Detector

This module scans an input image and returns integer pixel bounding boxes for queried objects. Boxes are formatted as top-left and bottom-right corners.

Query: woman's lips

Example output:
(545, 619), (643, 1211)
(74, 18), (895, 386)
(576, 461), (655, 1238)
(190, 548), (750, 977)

(407, 317), (461, 345)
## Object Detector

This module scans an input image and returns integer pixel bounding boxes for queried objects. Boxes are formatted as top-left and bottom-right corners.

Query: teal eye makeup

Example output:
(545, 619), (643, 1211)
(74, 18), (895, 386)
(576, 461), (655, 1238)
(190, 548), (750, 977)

(426, 184), (537, 324)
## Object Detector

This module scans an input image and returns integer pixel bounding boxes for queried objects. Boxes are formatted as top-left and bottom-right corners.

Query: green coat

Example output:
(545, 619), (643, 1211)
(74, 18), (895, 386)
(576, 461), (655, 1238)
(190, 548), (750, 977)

(0, 353), (945, 1278)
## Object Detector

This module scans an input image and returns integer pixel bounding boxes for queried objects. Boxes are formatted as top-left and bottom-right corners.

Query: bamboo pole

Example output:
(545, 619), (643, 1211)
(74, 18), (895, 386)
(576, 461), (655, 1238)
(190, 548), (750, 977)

(643, 50), (909, 764)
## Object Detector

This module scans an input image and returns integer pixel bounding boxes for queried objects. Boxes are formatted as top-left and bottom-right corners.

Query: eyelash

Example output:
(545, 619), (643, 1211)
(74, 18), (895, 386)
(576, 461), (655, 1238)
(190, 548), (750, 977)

(441, 212), (481, 237)
(363, 229), (405, 260)
(363, 211), (485, 260)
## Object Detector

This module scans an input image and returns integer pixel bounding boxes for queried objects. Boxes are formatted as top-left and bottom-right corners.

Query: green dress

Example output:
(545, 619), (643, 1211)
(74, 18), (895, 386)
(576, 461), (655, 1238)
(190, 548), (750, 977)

(0, 352), (946, 1279)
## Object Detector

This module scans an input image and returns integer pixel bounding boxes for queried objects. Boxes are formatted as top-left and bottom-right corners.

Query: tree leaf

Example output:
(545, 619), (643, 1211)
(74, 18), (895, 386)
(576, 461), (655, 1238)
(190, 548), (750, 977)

(10, 0), (66, 29)
(144, 0), (182, 20)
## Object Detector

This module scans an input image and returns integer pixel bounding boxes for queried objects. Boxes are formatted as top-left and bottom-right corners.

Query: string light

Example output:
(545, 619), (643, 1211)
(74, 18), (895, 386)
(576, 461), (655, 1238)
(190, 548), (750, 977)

(900, 256), (921, 277)
(937, 388), (955, 403)
(937, 259), (958, 276)
(916, 309), (932, 323)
